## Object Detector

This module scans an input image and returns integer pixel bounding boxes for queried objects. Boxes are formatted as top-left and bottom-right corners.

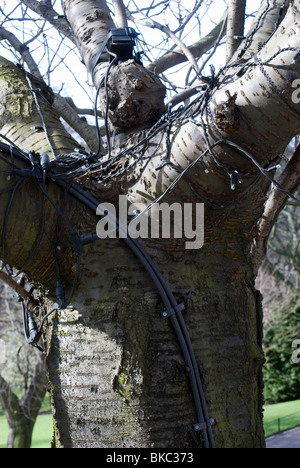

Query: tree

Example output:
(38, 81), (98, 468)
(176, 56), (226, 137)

(0, 281), (48, 448)
(0, 0), (299, 448)
(263, 292), (300, 404)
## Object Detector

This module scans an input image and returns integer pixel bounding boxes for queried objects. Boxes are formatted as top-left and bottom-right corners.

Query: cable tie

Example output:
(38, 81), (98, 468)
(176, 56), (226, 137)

(229, 173), (236, 191)
(234, 170), (242, 184)
(193, 418), (215, 432)
(266, 163), (281, 172)
(56, 279), (68, 309)
(40, 152), (50, 171)
(161, 302), (185, 319)
(31, 126), (43, 131)
(236, 67), (247, 78)
(200, 160), (209, 174)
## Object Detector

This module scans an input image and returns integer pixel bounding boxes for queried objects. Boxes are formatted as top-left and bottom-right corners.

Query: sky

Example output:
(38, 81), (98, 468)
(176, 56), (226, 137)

(0, 0), (262, 111)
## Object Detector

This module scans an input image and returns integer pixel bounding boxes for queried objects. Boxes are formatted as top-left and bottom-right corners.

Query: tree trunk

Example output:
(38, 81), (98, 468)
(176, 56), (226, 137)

(0, 356), (48, 448)
(45, 180), (268, 448)
(0, 375), (33, 448)
(0, 0), (299, 449)
(7, 418), (32, 449)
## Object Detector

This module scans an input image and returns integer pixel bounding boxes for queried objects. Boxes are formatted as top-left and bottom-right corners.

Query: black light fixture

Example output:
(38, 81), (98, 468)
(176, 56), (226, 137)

(90, 27), (141, 75)
(106, 27), (139, 62)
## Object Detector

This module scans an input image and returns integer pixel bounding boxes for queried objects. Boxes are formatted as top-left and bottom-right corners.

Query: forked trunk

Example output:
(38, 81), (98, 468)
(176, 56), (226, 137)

(46, 190), (267, 448)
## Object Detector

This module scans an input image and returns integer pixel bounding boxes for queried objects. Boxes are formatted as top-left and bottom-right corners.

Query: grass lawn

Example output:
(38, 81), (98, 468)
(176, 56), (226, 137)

(0, 393), (53, 449)
(263, 400), (300, 438)
(1, 398), (300, 447)
(0, 413), (53, 448)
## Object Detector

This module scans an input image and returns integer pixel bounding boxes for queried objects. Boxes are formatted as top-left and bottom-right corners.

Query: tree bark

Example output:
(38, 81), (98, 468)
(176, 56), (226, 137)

(226, 0), (246, 62)
(0, 0), (299, 449)
(45, 191), (268, 448)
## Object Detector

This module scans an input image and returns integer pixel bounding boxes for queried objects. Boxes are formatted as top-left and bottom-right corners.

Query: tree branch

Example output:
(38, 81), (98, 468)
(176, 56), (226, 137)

(0, 26), (43, 80)
(20, 354), (48, 423)
(62, 0), (115, 84)
(0, 374), (21, 426)
(0, 270), (38, 308)
(226, 0), (246, 62)
(20, 0), (75, 43)
(53, 94), (102, 153)
(112, 0), (128, 28)
(128, 1), (201, 76)
(234, 0), (291, 61)
(147, 15), (226, 75)
(253, 144), (300, 273)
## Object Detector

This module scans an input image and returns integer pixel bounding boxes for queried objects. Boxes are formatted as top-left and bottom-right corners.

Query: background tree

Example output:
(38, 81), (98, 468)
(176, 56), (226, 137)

(257, 145), (300, 407)
(0, 281), (48, 448)
(262, 292), (300, 404)
(0, 0), (299, 449)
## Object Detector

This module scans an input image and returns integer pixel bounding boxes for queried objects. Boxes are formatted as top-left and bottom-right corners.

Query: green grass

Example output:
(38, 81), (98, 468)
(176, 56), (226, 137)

(31, 414), (53, 448)
(264, 400), (300, 438)
(1, 398), (300, 447)
(0, 415), (9, 448)
(0, 393), (53, 449)
(0, 413), (53, 449)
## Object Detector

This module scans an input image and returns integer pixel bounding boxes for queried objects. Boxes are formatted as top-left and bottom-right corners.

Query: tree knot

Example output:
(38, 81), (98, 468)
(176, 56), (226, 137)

(214, 90), (240, 133)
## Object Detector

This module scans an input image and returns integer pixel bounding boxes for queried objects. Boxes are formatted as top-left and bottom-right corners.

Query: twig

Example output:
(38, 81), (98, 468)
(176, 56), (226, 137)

(0, 269), (38, 307)
(253, 144), (300, 272)
(129, 0), (201, 76)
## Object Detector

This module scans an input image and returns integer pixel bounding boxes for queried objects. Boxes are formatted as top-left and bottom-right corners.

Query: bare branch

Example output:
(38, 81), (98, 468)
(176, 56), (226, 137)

(112, 0), (128, 28)
(234, 0), (291, 61)
(54, 94), (102, 153)
(62, 0), (115, 84)
(253, 145), (300, 272)
(0, 26), (42, 79)
(147, 15), (226, 75)
(20, 0), (75, 43)
(226, 0), (246, 62)
(128, 0), (201, 76)
(0, 270), (38, 307)
(165, 83), (203, 108)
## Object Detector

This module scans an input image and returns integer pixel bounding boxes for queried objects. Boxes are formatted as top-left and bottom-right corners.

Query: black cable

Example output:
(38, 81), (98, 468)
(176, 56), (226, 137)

(94, 51), (118, 158)
(104, 52), (118, 159)
(2, 40), (299, 444)
(60, 180), (215, 448)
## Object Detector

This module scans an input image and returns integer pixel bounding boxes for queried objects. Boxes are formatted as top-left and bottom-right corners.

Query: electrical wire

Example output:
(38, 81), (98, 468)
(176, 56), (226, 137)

(61, 181), (215, 448)
(0, 140), (216, 447)
(0, 21), (298, 446)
